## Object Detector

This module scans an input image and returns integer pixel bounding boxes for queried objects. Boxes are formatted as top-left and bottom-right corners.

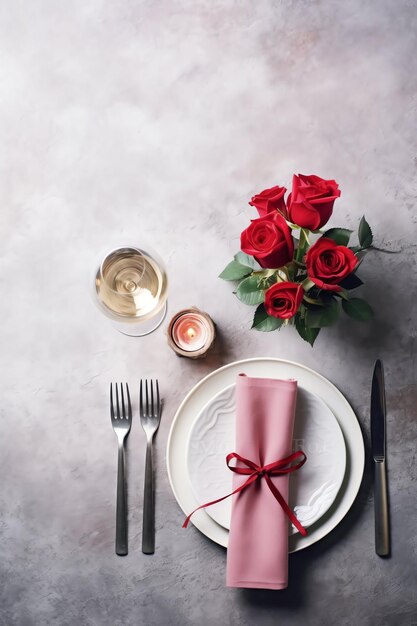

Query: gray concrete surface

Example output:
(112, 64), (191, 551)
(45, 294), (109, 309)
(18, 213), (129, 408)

(1, 1), (416, 625)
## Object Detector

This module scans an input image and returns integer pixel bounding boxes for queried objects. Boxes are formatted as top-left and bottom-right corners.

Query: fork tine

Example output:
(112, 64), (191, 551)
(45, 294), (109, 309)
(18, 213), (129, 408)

(115, 383), (121, 419)
(120, 383), (126, 419)
(126, 383), (132, 420)
(145, 379), (149, 415)
(150, 380), (154, 416)
(156, 379), (160, 416)
(110, 383), (114, 419)
(140, 379), (143, 415)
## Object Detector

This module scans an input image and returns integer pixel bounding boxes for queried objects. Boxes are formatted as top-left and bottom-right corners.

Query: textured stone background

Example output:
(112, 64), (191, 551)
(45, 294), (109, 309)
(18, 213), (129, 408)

(1, 1), (416, 625)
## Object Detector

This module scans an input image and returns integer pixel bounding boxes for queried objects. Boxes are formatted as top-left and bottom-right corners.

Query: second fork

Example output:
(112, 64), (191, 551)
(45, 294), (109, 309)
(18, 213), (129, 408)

(139, 379), (161, 554)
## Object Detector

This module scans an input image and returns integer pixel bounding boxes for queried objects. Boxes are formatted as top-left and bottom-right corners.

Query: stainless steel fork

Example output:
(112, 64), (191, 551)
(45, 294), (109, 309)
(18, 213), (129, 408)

(110, 383), (132, 556)
(139, 379), (162, 554)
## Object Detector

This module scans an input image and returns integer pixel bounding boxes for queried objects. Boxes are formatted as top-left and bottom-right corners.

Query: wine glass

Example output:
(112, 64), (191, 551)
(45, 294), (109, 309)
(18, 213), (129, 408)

(94, 245), (168, 336)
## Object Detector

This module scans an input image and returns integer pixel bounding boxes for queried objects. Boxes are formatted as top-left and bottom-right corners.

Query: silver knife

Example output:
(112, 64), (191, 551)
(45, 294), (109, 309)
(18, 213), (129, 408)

(371, 359), (390, 556)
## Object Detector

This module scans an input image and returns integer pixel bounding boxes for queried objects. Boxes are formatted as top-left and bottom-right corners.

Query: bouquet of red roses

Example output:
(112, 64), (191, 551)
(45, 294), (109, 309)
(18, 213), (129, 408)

(220, 174), (374, 346)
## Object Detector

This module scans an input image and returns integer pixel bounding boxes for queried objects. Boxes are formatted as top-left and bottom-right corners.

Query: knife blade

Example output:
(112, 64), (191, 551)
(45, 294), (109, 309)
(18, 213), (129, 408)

(371, 359), (390, 556)
(371, 359), (386, 461)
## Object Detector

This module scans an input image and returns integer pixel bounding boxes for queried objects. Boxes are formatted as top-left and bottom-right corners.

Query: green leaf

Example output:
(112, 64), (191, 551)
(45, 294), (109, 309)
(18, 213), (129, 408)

(358, 216), (373, 248)
(303, 294), (325, 306)
(295, 316), (320, 346)
(219, 260), (252, 281)
(234, 251), (261, 270)
(305, 298), (340, 328)
(236, 275), (265, 306)
(339, 273), (364, 290)
(323, 227), (352, 246)
(251, 304), (284, 332)
(342, 297), (374, 321)
(219, 252), (262, 280)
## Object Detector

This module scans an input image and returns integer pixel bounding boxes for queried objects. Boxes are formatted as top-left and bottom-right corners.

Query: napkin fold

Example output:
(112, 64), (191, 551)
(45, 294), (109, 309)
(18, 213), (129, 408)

(226, 374), (298, 590)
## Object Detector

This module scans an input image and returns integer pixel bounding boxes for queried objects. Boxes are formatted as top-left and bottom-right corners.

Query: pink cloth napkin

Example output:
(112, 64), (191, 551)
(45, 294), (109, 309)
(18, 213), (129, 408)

(226, 373), (298, 590)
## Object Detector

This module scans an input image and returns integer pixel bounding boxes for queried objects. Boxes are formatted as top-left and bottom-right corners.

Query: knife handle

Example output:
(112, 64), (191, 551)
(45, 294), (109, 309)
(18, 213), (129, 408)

(374, 460), (390, 556)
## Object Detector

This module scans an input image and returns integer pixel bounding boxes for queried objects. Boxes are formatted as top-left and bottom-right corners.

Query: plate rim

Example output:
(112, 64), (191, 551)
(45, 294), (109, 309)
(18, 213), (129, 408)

(166, 357), (365, 553)
(185, 381), (347, 532)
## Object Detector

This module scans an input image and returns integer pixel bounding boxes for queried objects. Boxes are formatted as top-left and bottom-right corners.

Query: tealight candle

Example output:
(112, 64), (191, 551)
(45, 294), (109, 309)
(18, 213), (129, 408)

(168, 308), (215, 358)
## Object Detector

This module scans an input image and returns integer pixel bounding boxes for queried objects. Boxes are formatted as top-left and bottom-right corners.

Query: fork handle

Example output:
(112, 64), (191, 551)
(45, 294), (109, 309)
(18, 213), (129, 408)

(116, 443), (128, 556)
(142, 440), (154, 554)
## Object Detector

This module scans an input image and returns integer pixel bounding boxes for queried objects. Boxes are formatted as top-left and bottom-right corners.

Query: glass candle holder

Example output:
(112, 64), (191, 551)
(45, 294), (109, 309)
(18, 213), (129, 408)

(167, 308), (215, 358)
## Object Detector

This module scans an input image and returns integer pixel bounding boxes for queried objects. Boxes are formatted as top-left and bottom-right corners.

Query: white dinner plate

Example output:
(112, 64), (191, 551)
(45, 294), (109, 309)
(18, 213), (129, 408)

(186, 384), (346, 534)
(166, 358), (365, 553)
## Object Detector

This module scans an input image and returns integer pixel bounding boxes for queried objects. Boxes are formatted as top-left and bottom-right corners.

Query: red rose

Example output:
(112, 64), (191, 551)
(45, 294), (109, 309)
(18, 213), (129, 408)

(306, 237), (358, 291)
(240, 212), (294, 269)
(287, 174), (340, 230)
(249, 185), (287, 218)
(264, 281), (304, 319)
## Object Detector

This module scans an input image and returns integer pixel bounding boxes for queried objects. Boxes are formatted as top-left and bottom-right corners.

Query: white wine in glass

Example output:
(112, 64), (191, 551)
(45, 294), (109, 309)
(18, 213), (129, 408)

(95, 246), (168, 336)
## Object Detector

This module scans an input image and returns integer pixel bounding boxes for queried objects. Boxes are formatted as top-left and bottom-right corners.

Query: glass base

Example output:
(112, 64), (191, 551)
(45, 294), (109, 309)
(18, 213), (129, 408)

(111, 302), (167, 337)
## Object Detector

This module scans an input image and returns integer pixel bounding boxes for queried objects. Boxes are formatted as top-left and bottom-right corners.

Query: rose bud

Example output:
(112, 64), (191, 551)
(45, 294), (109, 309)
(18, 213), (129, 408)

(249, 185), (287, 218)
(264, 281), (304, 319)
(306, 237), (358, 291)
(287, 174), (340, 230)
(241, 212), (294, 269)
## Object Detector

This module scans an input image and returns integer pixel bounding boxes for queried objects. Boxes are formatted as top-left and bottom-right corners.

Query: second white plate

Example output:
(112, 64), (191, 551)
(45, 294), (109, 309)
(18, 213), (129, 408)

(187, 384), (346, 534)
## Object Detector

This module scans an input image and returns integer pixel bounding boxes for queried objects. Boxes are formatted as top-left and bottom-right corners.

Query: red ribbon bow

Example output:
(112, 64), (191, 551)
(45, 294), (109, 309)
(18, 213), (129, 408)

(183, 450), (308, 537)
